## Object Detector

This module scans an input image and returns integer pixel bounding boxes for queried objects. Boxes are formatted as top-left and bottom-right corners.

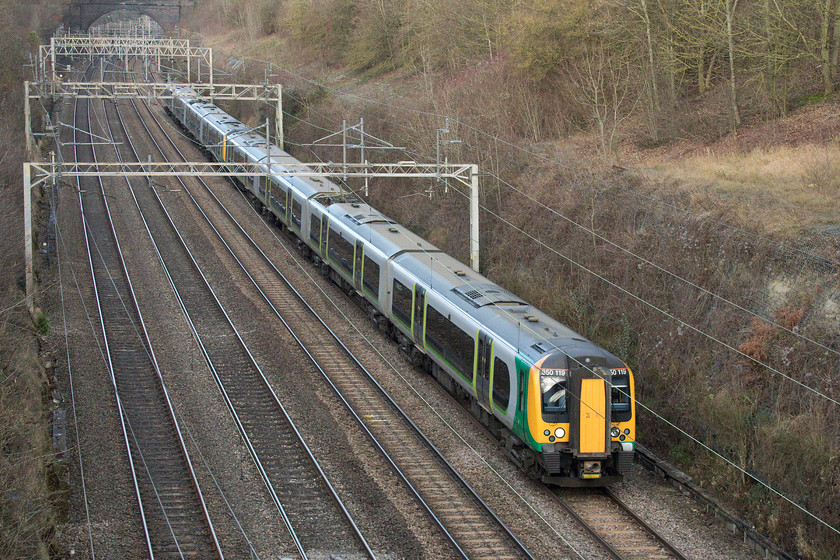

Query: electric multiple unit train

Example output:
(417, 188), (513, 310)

(166, 86), (636, 485)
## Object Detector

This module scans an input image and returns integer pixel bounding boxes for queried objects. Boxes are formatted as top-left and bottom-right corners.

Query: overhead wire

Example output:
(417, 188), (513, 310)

(278, 79), (840, 402)
(403, 182), (840, 533)
(221, 166), (590, 560)
(443, 182), (840, 406)
(201, 97), (840, 538)
(158, 46), (840, 537)
(271, 89), (840, 402)
(479, 165), (840, 356)
(79, 67), (186, 555)
(201, 40), (839, 269)
(47, 58), (259, 557)
(159, 54), (586, 556)
(53, 177), (97, 560)
(247, 89), (840, 534)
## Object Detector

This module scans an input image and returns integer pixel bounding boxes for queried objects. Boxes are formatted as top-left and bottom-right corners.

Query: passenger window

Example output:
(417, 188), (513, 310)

(292, 199), (302, 228)
(310, 214), (321, 244)
(424, 304), (473, 380)
(363, 256), (379, 299)
(424, 304), (448, 355)
(449, 326), (474, 379)
(328, 229), (354, 274)
(392, 279), (412, 327)
(277, 187), (287, 212)
(492, 357), (510, 410)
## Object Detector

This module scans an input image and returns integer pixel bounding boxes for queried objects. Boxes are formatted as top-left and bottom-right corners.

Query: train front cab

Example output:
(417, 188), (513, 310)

(522, 352), (635, 486)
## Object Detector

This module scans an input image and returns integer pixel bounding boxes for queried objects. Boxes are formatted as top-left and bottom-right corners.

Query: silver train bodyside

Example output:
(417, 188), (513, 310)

(165, 86), (636, 485)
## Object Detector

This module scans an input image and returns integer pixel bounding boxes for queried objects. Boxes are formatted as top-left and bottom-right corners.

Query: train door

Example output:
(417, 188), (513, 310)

(578, 378), (607, 454)
(569, 364), (611, 459)
(320, 217), (329, 256)
(476, 332), (492, 410)
(354, 241), (364, 291)
(412, 285), (425, 345)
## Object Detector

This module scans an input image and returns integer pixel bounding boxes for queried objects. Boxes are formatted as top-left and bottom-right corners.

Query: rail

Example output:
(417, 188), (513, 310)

(134, 84), (535, 560)
(71, 65), (222, 559)
(100, 67), (374, 559)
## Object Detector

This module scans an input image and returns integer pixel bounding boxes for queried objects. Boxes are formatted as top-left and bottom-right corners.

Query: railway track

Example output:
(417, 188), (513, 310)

(553, 487), (689, 560)
(72, 68), (222, 559)
(95, 60), (374, 560)
(129, 71), (537, 560)
(138, 84), (694, 560)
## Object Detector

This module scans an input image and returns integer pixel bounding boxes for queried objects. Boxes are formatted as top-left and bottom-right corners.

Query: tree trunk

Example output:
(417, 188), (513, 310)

(821, 0), (834, 96)
(726, 0), (741, 126)
(833, 1), (840, 82)
(763, 0), (775, 112)
(640, 0), (660, 110)
(704, 50), (718, 93)
(698, 0), (709, 94)
(654, 0), (677, 102)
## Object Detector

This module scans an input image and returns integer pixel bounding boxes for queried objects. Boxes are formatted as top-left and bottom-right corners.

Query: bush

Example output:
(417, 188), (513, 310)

(282, 0), (358, 65)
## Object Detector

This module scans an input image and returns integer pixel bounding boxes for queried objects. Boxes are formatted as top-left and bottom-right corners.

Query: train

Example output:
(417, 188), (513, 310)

(166, 86), (636, 486)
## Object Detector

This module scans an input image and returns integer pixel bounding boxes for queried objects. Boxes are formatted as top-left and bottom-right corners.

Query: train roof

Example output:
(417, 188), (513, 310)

(326, 201), (440, 257)
(170, 86), (623, 369)
(391, 250), (594, 363)
(325, 201), (621, 365)
(172, 87), (344, 198)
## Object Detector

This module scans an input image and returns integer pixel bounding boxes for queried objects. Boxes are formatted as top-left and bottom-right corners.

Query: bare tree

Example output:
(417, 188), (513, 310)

(570, 44), (639, 162)
(725, 0), (741, 126)
(820, 0), (836, 95)
(616, 0), (663, 141)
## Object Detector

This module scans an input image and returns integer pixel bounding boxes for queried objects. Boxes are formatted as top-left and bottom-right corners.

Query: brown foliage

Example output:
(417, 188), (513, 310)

(0, 2), (64, 558)
(738, 317), (774, 365)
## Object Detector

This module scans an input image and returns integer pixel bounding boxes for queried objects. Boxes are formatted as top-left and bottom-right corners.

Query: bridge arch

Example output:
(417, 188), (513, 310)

(88, 10), (167, 34)
(66, 1), (194, 32)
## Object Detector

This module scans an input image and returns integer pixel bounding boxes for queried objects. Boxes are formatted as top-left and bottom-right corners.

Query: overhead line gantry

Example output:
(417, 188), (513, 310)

(40, 34), (213, 83)
(23, 32), (483, 313)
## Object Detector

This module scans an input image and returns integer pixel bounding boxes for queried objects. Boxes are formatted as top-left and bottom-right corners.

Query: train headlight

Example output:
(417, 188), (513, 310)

(544, 429), (551, 436)
(554, 427), (565, 439)
(610, 427), (620, 438)
(624, 428), (630, 435)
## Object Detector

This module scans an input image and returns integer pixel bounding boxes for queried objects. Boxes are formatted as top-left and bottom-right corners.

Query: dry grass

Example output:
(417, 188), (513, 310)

(637, 143), (840, 235)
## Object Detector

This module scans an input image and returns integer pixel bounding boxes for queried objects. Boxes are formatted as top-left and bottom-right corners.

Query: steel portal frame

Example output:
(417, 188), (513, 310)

(40, 35), (213, 83)
(23, 161), (481, 310)
(25, 81), (284, 155)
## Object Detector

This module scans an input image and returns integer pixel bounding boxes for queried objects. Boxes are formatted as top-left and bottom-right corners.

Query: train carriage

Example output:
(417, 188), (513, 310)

(166, 86), (636, 485)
